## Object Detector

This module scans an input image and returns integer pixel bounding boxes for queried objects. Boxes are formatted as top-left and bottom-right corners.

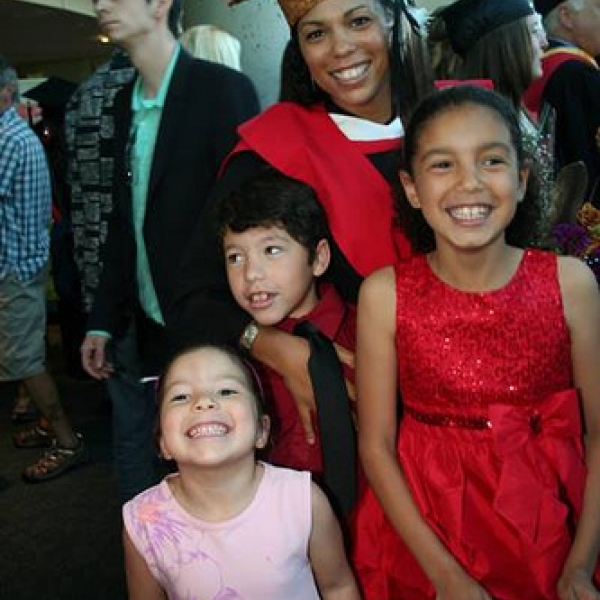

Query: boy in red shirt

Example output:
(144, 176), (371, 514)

(216, 169), (357, 516)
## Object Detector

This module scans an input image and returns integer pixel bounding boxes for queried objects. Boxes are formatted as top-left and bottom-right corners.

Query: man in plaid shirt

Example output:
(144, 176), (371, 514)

(0, 56), (89, 483)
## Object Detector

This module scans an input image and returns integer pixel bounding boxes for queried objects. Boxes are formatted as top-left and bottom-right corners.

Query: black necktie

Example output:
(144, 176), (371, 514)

(294, 320), (357, 516)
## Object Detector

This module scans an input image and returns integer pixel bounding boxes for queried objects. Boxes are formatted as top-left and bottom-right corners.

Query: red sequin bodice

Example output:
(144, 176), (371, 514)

(395, 249), (572, 417)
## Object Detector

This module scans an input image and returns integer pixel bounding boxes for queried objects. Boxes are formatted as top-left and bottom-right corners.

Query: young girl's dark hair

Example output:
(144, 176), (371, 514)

(396, 85), (544, 253)
(281, 0), (434, 122)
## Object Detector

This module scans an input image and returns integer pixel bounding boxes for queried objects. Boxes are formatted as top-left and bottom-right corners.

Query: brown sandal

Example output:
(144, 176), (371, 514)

(22, 436), (90, 483)
(13, 423), (53, 448)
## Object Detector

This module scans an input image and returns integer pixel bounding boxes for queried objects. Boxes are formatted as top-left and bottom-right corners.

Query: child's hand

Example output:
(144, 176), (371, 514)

(558, 566), (600, 600)
(435, 568), (493, 600)
(249, 327), (318, 444)
(334, 343), (355, 370)
(280, 335), (318, 444)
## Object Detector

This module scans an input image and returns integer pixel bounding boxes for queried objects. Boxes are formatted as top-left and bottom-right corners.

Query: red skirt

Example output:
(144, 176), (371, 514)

(353, 390), (589, 600)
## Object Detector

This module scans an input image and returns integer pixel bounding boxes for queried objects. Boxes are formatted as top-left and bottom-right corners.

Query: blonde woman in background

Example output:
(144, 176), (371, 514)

(180, 24), (242, 71)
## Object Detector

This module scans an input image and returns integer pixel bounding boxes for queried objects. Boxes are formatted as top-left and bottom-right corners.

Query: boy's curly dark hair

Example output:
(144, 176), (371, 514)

(216, 168), (330, 263)
(396, 85), (546, 253)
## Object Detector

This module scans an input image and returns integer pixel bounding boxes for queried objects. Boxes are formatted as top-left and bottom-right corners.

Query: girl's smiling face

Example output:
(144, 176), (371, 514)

(297, 0), (393, 123)
(400, 103), (529, 255)
(159, 348), (269, 468)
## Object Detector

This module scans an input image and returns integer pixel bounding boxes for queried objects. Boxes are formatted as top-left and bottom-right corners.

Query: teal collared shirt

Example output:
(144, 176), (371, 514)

(129, 44), (181, 325)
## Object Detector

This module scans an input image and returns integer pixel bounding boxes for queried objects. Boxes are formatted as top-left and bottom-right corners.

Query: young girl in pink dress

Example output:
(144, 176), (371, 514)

(352, 85), (600, 600)
(122, 345), (361, 600)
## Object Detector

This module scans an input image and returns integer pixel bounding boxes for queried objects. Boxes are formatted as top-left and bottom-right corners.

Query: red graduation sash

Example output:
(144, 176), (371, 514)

(225, 102), (411, 278)
(523, 46), (599, 119)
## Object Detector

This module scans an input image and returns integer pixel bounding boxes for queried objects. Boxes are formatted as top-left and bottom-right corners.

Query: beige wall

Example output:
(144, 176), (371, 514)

(11, 0), (451, 89)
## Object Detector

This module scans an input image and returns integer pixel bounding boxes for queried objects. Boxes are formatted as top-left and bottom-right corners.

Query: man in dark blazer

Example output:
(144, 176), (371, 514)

(80, 0), (260, 500)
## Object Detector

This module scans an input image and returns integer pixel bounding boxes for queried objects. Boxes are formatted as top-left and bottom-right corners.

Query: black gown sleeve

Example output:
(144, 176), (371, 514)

(544, 60), (600, 205)
(164, 151), (268, 354)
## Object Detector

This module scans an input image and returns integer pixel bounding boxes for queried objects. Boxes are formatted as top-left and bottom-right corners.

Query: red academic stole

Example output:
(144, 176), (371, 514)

(523, 46), (599, 119)
(225, 102), (411, 278)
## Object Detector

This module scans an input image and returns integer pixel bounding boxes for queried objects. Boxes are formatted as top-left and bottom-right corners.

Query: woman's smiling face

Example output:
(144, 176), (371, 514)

(297, 0), (393, 123)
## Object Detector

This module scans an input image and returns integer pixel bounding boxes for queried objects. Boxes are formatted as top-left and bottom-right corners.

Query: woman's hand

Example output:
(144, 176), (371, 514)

(334, 342), (356, 401)
(250, 327), (317, 443)
(558, 567), (600, 600)
(250, 326), (356, 444)
(279, 335), (318, 445)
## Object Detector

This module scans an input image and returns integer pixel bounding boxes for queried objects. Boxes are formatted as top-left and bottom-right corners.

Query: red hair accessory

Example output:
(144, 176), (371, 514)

(434, 79), (495, 90)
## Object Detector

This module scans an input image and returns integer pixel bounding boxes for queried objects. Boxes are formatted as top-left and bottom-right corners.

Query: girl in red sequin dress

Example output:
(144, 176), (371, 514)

(352, 85), (600, 600)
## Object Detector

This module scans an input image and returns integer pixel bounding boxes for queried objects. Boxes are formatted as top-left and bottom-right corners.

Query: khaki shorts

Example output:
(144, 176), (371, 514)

(0, 264), (49, 381)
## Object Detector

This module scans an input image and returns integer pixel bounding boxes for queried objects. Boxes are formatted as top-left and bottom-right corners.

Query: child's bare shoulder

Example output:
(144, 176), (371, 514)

(557, 255), (598, 296)
(360, 266), (396, 298)
(557, 256), (599, 328)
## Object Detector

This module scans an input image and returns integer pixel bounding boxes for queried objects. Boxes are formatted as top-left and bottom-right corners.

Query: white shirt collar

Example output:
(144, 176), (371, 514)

(329, 112), (404, 141)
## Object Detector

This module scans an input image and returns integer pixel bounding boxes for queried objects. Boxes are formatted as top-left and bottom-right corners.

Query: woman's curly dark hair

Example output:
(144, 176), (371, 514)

(396, 85), (547, 253)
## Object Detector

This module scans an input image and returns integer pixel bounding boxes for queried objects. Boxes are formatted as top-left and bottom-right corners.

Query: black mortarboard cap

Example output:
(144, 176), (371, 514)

(533, 0), (564, 17)
(441, 0), (533, 57)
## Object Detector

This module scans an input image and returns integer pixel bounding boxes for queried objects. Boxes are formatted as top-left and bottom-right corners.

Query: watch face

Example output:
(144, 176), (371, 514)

(242, 322), (259, 351)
